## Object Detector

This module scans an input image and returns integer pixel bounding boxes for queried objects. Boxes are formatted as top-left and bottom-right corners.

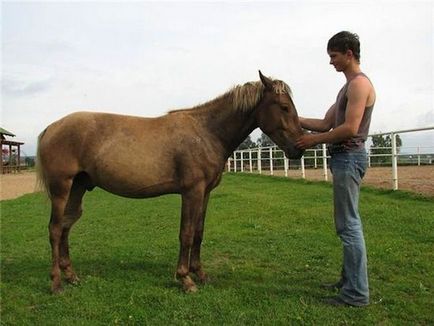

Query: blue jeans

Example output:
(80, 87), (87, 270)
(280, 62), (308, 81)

(330, 149), (369, 306)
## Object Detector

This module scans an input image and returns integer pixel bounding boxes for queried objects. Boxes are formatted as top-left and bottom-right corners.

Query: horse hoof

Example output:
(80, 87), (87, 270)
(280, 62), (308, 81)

(51, 286), (64, 295)
(182, 276), (198, 293)
(65, 275), (80, 285)
(185, 284), (198, 293)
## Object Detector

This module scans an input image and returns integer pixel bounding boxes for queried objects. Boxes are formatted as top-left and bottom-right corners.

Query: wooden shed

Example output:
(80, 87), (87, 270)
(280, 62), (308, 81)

(1, 127), (24, 173)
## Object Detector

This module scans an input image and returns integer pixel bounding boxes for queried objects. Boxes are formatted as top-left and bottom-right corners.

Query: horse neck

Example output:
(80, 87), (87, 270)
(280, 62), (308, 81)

(193, 95), (258, 157)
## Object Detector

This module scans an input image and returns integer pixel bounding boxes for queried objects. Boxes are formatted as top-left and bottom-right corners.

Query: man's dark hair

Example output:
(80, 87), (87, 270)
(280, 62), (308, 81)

(327, 31), (361, 62)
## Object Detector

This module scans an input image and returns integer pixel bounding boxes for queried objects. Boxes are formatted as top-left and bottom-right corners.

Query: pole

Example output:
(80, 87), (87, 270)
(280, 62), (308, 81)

(368, 148), (371, 168)
(322, 144), (328, 181)
(249, 149), (253, 173)
(391, 133), (398, 190)
(258, 148), (262, 174)
(284, 156), (288, 177)
(314, 149), (317, 169)
(301, 155), (306, 179)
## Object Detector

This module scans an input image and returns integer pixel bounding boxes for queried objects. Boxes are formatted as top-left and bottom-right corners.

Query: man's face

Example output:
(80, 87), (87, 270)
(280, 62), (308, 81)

(328, 50), (350, 72)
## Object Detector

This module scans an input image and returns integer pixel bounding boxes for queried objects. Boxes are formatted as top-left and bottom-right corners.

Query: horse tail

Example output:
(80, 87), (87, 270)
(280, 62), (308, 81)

(35, 128), (51, 199)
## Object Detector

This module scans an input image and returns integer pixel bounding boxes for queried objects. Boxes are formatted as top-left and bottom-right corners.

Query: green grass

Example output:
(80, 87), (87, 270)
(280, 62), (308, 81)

(1, 173), (433, 325)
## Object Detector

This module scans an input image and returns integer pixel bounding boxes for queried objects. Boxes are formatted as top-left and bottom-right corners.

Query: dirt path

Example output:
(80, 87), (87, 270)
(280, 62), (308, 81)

(0, 171), (38, 201)
(1, 166), (433, 201)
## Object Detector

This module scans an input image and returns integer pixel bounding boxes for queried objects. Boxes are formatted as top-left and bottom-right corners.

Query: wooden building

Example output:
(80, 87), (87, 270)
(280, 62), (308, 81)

(1, 127), (24, 173)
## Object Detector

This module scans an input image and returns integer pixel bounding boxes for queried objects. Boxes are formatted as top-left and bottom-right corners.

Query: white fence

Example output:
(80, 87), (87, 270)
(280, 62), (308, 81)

(227, 126), (434, 191)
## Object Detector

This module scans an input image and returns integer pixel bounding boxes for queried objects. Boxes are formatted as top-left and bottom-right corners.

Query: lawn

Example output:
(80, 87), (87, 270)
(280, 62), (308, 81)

(1, 173), (433, 325)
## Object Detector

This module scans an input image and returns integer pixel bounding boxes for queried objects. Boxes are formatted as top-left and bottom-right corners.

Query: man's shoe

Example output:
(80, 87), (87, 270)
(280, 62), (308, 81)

(323, 296), (350, 307)
(320, 280), (343, 291)
(323, 296), (367, 307)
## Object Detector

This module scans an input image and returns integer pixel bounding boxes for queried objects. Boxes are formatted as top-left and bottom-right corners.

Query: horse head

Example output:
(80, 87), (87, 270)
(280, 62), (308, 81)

(255, 71), (304, 159)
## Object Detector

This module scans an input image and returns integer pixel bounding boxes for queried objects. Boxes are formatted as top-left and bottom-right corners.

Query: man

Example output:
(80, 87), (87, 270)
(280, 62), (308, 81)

(296, 31), (375, 307)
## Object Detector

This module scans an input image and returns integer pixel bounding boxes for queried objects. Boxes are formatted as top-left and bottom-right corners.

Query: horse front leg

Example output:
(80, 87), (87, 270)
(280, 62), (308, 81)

(189, 192), (210, 283)
(176, 186), (205, 293)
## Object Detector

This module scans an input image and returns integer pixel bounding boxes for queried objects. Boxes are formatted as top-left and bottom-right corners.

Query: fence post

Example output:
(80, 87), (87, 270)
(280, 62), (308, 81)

(322, 144), (328, 181)
(391, 133), (398, 190)
(284, 156), (288, 177)
(417, 146), (421, 166)
(314, 149), (318, 169)
(258, 147), (262, 174)
(249, 149), (253, 173)
(240, 151), (244, 172)
(269, 147), (273, 175)
(233, 152), (237, 172)
(301, 155), (306, 179)
(227, 158), (231, 172)
(368, 148), (371, 168)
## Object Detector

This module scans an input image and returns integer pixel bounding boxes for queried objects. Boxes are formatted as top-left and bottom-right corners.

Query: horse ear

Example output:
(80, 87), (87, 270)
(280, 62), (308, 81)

(259, 70), (273, 90)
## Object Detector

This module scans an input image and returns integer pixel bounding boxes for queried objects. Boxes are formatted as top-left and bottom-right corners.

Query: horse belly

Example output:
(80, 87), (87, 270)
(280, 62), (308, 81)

(91, 159), (180, 198)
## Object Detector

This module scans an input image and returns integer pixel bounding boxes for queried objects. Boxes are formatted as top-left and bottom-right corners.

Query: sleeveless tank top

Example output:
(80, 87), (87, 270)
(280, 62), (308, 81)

(332, 72), (374, 149)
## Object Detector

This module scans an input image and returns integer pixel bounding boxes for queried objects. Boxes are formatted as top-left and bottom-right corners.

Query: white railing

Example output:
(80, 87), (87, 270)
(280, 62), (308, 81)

(227, 126), (434, 191)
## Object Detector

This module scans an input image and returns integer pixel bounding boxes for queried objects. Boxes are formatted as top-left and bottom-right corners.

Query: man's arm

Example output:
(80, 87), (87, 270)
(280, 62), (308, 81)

(299, 104), (335, 132)
(296, 77), (371, 149)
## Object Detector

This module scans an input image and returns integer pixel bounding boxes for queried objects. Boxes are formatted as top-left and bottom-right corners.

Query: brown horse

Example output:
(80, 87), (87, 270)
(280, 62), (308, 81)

(36, 71), (304, 293)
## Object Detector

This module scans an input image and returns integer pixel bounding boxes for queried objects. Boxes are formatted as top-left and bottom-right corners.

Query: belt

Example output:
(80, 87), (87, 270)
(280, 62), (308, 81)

(327, 141), (365, 155)
(327, 144), (348, 155)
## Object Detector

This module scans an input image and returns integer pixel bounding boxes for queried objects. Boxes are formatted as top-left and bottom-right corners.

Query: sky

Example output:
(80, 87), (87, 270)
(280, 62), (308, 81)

(1, 0), (433, 156)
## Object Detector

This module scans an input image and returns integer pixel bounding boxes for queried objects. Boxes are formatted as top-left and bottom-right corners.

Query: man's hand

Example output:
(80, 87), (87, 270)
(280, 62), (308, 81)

(295, 134), (320, 149)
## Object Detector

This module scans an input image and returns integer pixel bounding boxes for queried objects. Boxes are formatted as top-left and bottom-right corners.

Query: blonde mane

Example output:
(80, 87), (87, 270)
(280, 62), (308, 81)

(169, 79), (292, 114)
(230, 81), (263, 112)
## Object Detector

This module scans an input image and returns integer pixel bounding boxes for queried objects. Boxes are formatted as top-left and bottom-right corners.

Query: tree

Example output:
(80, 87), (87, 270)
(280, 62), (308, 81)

(237, 135), (256, 150)
(25, 156), (35, 167)
(370, 134), (402, 165)
(256, 132), (275, 147)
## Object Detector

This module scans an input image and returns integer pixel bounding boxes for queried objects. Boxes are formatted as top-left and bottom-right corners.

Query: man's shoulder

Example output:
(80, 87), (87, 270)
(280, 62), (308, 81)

(351, 73), (373, 86)
(346, 73), (376, 106)
(348, 74), (374, 92)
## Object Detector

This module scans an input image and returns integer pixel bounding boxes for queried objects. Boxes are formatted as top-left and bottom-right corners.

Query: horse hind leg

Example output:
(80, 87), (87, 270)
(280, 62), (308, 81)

(48, 178), (73, 294)
(59, 175), (87, 285)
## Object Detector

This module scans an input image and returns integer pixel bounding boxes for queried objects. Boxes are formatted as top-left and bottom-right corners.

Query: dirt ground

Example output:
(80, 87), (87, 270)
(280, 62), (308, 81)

(269, 165), (434, 197)
(0, 171), (39, 201)
(1, 166), (433, 201)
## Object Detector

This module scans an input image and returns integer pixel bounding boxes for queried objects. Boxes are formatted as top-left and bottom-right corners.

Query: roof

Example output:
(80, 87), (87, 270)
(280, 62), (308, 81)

(1, 139), (24, 145)
(0, 128), (16, 137)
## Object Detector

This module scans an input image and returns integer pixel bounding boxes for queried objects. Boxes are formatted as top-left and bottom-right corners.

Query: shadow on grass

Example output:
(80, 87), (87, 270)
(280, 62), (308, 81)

(1, 257), (177, 292)
(2, 255), (327, 300)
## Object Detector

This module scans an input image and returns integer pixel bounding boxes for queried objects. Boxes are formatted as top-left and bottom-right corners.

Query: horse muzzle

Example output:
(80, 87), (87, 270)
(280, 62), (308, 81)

(284, 144), (304, 160)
